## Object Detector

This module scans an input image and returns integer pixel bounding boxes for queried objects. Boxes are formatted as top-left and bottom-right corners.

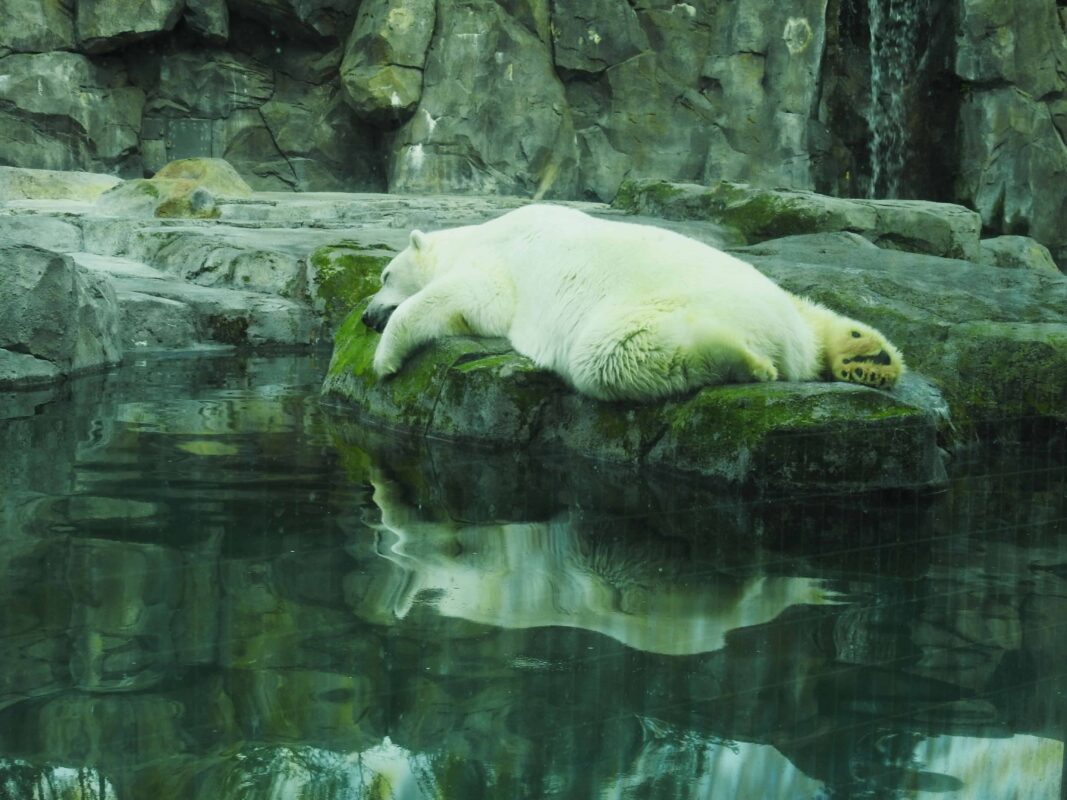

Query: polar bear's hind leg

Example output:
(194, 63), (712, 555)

(568, 309), (779, 401)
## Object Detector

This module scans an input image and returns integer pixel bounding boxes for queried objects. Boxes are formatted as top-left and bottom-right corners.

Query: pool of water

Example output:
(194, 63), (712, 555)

(1, 354), (1065, 799)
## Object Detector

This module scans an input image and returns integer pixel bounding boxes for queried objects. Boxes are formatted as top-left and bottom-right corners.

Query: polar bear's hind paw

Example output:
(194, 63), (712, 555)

(828, 326), (904, 389)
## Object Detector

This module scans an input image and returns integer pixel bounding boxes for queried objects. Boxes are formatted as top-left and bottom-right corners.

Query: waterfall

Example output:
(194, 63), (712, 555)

(865, 0), (927, 198)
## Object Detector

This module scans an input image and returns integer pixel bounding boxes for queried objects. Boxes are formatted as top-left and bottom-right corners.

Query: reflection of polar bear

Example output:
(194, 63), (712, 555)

(361, 204), (904, 401)
(362, 474), (831, 656)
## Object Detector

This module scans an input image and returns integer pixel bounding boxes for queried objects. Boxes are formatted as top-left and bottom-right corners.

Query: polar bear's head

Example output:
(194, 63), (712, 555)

(361, 230), (434, 332)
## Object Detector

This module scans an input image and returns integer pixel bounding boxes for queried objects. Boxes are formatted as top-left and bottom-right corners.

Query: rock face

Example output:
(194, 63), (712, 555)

(389, 0), (578, 198)
(0, 246), (121, 388)
(339, 0), (436, 124)
(76, 0), (184, 53)
(0, 0), (1065, 268)
(953, 0), (1067, 267)
(0, 53), (145, 175)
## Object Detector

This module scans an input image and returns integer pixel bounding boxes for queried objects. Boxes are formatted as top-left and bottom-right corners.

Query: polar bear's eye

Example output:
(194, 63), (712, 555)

(851, 330), (861, 338)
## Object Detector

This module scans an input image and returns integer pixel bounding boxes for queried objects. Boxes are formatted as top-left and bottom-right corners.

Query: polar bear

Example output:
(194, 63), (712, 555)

(361, 204), (904, 401)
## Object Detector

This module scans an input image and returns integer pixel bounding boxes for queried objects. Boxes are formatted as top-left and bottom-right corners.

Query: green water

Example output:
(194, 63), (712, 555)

(1, 354), (1065, 799)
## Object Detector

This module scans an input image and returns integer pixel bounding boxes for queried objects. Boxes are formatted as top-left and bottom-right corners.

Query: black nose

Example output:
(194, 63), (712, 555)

(361, 306), (393, 333)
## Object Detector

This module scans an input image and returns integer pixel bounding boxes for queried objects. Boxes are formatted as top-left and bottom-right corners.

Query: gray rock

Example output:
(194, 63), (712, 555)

(185, 0), (230, 43)
(737, 234), (1067, 432)
(955, 0), (1067, 99)
(339, 0), (436, 124)
(700, 0), (828, 189)
(0, 53), (145, 176)
(148, 51), (273, 120)
(227, 0), (359, 41)
(261, 77), (384, 192)
(389, 0), (578, 198)
(322, 312), (946, 494)
(0, 246), (121, 387)
(979, 236), (1061, 275)
(0, 0), (75, 54)
(76, 0), (184, 53)
(0, 167), (121, 203)
(0, 348), (61, 388)
(614, 180), (982, 260)
(569, 53), (719, 201)
(0, 214), (84, 252)
(72, 252), (320, 350)
(551, 0), (649, 74)
(955, 88), (1067, 269)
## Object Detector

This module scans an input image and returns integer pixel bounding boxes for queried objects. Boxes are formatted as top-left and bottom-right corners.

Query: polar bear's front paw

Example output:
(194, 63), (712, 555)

(373, 347), (402, 378)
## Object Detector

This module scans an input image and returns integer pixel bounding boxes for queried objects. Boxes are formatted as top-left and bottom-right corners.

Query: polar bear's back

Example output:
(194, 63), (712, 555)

(473, 204), (816, 383)
(492, 204), (798, 325)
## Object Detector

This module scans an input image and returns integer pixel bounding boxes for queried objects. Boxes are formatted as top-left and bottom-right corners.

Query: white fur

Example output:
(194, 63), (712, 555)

(367, 205), (867, 401)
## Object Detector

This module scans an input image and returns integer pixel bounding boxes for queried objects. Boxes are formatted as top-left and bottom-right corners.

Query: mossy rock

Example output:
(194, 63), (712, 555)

(93, 158), (253, 219)
(613, 179), (871, 243)
(307, 241), (395, 333)
(153, 158), (253, 198)
(613, 179), (981, 259)
(322, 306), (947, 494)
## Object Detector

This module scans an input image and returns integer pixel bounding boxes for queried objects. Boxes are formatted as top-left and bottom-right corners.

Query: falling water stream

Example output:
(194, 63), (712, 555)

(866, 0), (927, 198)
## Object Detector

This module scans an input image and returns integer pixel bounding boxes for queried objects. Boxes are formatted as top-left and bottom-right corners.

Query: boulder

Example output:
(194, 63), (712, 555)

(737, 233), (1067, 433)
(614, 179), (982, 260)
(0, 246), (121, 388)
(339, 0), (436, 125)
(0, 0), (76, 54)
(321, 308), (945, 494)
(0, 53), (144, 175)
(978, 236), (1061, 275)
(94, 158), (253, 219)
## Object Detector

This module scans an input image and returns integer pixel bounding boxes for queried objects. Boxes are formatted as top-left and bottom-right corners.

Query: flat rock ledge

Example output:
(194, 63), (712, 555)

(320, 310), (948, 494)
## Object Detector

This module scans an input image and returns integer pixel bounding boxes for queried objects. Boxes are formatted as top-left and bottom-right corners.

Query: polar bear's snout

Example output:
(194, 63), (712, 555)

(361, 301), (396, 333)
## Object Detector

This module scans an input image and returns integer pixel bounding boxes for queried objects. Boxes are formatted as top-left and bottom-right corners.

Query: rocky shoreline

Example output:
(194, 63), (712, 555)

(3, 163), (1066, 492)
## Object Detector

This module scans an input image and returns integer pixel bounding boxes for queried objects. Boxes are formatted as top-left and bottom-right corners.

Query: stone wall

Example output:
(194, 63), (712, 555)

(2, 0), (1066, 261)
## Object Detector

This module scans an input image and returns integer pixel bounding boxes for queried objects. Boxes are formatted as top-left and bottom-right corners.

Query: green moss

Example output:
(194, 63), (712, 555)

(156, 195), (221, 219)
(309, 243), (394, 331)
(612, 178), (686, 212)
(713, 194), (823, 242)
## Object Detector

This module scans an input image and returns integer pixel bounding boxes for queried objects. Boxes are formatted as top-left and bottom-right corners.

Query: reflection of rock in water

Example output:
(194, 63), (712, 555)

(361, 471), (834, 655)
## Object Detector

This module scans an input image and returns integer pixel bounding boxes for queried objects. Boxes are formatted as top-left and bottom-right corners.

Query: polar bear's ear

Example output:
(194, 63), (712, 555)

(410, 230), (428, 251)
